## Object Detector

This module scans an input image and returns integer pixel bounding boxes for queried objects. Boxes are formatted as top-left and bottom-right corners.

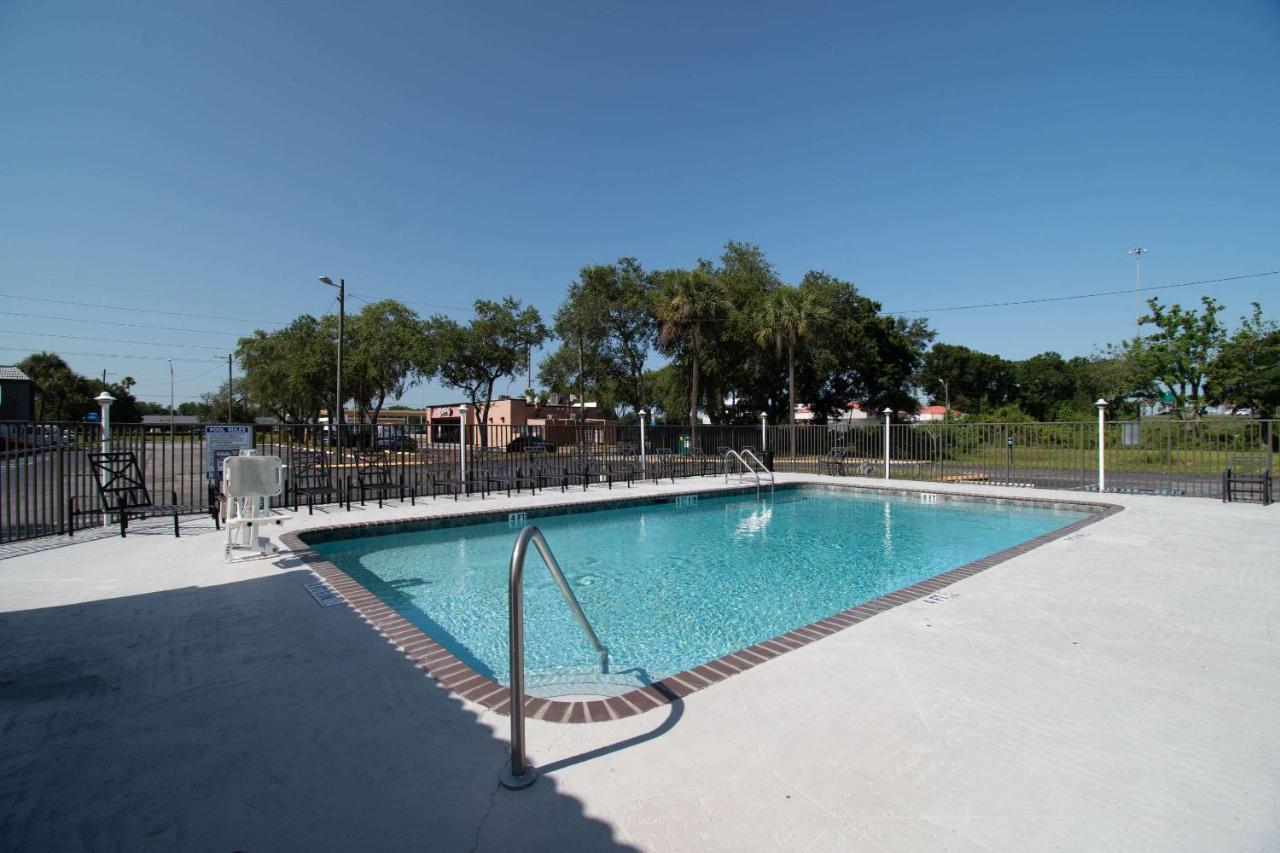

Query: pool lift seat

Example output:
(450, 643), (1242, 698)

(222, 453), (293, 563)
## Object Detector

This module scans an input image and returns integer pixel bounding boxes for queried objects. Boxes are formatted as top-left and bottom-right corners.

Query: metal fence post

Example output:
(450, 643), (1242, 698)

(882, 408), (892, 480)
(639, 410), (647, 478)
(1095, 399), (1108, 493)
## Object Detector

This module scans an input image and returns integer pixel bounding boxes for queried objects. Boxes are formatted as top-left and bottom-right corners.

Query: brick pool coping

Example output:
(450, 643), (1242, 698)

(280, 482), (1123, 724)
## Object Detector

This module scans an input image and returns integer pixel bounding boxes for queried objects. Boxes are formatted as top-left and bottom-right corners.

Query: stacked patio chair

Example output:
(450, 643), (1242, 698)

(415, 466), (487, 501)
(355, 450), (410, 508)
(69, 451), (215, 538)
(288, 449), (345, 514)
(686, 445), (719, 477)
(484, 463), (540, 498)
(823, 446), (850, 476)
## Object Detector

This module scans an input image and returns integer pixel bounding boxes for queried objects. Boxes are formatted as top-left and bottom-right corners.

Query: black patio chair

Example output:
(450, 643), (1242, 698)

(289, 449), (346, 514)
(69, 451), (215, 538)
(823, 446), (850, 475)
(355, 451), (410, 508)
(686, 445), (718, 477)
(484, 464), (539, 498)
(413, 466), (485, 502)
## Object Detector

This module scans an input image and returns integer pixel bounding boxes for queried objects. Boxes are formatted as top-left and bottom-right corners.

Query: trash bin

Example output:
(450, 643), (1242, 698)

(677, 435), (690, 456)
(763, 450), (775, 471)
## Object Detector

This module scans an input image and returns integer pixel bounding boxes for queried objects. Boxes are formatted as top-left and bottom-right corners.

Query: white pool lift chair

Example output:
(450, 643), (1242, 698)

(222, 453), (293, 562)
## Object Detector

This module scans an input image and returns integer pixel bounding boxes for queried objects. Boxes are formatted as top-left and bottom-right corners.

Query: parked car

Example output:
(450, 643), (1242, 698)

(0, 424), (35, 452)
(505, 434), (556, 454)
(375, 426), (418, 452)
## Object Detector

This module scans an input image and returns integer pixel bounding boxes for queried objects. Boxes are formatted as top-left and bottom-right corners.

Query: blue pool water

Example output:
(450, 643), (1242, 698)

(312, 488), (1086, 691)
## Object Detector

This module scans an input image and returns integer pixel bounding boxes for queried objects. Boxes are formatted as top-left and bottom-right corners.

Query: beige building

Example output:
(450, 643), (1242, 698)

(423, 396), (610, 447)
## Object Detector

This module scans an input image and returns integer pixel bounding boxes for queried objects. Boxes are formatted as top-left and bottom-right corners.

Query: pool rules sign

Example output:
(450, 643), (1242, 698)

(205, 425), (254, 480)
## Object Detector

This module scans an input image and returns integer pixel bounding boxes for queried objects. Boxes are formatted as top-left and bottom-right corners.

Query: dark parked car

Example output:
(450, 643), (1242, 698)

(505, 435), (555, 454)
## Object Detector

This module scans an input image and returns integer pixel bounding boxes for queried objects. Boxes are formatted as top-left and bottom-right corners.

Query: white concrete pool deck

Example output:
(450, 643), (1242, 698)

(1, 475), (1277, 852)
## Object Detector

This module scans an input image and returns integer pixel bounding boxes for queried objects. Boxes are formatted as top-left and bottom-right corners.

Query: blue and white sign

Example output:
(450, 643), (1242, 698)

(205, 425), (254, 480)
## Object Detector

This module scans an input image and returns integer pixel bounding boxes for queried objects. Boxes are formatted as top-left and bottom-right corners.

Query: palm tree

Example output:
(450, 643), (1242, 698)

(755, 285), (826, 451)
(653, 268), (730, 444)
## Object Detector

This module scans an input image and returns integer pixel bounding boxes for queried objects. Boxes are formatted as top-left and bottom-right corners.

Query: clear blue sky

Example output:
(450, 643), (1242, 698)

(1, 0), (1277, 407)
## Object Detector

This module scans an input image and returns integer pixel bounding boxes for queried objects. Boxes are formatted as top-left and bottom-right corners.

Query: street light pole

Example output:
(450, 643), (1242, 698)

(943, 379), (950, 423)
(319, 276), (346, 472)
(1129, 247), (1148, 339)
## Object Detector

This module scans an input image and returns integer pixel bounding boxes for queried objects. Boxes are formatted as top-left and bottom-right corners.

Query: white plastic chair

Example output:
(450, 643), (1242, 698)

(222, 454), (293, 562)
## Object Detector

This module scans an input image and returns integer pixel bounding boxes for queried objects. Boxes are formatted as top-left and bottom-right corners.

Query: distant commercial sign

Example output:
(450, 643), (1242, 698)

(205, 425), (254, 480)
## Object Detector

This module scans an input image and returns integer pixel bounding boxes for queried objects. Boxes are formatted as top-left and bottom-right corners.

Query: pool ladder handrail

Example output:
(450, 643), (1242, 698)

(740, 449), (775, 494)
(502, 524), (608, 791)
(723, 449), (774, 495)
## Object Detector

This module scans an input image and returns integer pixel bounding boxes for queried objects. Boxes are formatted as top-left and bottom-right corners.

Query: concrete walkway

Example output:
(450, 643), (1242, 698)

(1, 476), (1277, 851)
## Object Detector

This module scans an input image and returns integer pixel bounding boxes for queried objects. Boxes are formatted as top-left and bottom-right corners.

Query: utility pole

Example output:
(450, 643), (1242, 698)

(1129, 247), (1148, 339)
(227, 353), (233, 423)
(319, 276), (346, 466)
(168, 359), (175, 438)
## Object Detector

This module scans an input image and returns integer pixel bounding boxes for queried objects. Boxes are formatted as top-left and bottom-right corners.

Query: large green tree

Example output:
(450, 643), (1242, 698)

(344, 299), (426, 425)
(422, 298), (547, 447)
(540, 258), (658, 418)
(17, 352), (143, 422)
(1206, 303), (1280, 416)
(754, 285), (826, 442)
(1127, 296), (1227, 418)
(653, 267), (732, 443)
(237, 314), (335, 423)
(919, 343), (1017, 414)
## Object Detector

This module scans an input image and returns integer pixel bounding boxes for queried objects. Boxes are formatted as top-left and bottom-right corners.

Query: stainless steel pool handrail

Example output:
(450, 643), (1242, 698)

(501, 524), (609, 791)
(723, 449), (760, 491)
(740, 449), (775, 493)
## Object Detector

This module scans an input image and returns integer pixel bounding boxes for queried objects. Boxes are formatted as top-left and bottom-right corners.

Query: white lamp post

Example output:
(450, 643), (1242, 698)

(882, 408), (893, 481)
(638, 410), (648, 478)
(760, 412), (767, 454)
(460, 404), (468, 495)
(95, 391), (115, 526)
(1095, 399), (1108, 493)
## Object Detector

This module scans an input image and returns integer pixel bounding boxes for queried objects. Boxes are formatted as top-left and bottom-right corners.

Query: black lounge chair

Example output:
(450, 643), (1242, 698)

(1222, 454), (1273, 505)
(355, 451), (410, 508)
(70, 451), (214, 538)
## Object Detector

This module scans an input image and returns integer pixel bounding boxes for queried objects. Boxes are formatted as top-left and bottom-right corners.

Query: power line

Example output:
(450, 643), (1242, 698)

(0, 273), (310, 312)
(0, 293), (289, 326)
(0, 330), (229, 350)
(346, 290), (468, 312)
(883, 270), (1280, 316)
(0, 310), (248, 337)
(0, 345), (227, 364)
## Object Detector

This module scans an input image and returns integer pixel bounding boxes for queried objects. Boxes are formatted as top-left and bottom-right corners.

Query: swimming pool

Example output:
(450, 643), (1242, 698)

(307, 485), (1093, 699)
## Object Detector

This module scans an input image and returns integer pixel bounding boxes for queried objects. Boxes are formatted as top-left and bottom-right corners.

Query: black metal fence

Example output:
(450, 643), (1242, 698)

(2, 417), (1275, 545)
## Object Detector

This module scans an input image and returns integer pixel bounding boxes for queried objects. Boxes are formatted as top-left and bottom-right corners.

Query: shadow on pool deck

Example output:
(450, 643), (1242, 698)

(0, 570), (637, 852)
